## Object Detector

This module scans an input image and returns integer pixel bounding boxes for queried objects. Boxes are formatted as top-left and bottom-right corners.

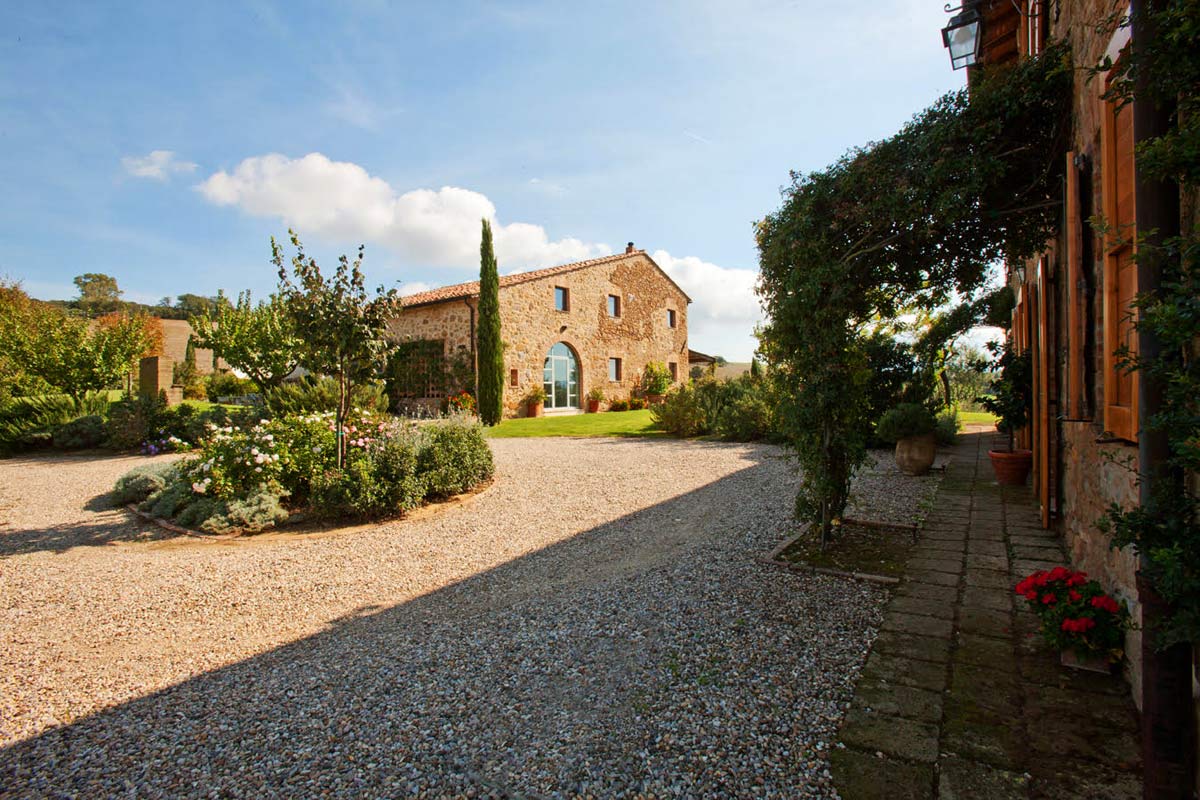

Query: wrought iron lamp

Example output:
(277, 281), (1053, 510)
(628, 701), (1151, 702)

(942, 2), (983, 70)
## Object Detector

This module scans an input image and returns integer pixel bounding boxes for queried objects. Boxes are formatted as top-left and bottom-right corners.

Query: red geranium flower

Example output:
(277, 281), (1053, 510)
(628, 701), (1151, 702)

(1061, 617), (1097, 633)
(1069, 590), (1082, 602)
(1066, 572), (1088, 587)
(1041, 593), (1057, 605)
(1090, 595), (1120, 614)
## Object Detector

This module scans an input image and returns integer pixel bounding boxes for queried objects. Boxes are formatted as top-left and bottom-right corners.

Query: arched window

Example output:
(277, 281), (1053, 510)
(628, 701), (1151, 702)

(543, 342), (580, 410)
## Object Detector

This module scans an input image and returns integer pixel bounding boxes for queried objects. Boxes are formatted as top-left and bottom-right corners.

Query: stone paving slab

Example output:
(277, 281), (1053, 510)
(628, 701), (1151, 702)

(896, 581), (959, 603)
(832, 432), (1143, 799)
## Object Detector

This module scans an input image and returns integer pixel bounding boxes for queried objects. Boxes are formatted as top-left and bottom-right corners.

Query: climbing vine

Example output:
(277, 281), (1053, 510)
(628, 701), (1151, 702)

(757, 43), (1072, 545)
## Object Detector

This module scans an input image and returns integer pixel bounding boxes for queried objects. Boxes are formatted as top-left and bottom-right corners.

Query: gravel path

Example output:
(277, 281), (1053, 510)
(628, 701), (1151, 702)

(0, 439), (938, 798)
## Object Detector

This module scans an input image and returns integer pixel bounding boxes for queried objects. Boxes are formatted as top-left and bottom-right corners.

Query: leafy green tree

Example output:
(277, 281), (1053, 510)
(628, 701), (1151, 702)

(73, 273), (123, 314)
(0, 297), (156, 400)
(273, 230), (400, 467)
(191, 290), (300, 395)
(476, 219), (503, 425)
(757, 45), (1071, 545)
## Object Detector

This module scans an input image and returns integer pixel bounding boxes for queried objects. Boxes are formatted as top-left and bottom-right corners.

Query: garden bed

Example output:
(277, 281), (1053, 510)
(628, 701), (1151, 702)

(769, 520), (919, 582)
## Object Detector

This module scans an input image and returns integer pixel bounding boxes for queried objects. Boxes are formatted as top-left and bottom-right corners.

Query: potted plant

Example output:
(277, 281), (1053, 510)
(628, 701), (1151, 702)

(875, 402), (938, 476)
(524, 386), (547, 418)
(1015, 567), (1131, 672)
(978, 344), (1033, 485)
(586, 386), (605, 413)
(641, 361), (672, 404)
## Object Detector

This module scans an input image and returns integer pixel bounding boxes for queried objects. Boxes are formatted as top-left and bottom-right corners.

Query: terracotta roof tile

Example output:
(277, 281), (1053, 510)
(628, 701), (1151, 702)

(399, 250), (691, 307)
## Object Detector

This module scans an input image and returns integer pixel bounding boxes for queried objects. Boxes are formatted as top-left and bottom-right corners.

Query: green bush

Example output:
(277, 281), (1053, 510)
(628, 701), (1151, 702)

(418, 418), (494, 499)
(717, 393), (774, 441)
(52, 415), (107, 449)
(0, 392), (112, 454)
(641, 361), (672, 395)
(112, 462), (177, 505)
(266, 376), (388, 416)
(106, 393), (167, 450)
(628, 397), (648, 411)
(207, 372), (258, 402)
(652, 384), (707, 437)
(875, 403), (937, 443)
(935, 410), (960, 446)
(608, 399), (630, 412)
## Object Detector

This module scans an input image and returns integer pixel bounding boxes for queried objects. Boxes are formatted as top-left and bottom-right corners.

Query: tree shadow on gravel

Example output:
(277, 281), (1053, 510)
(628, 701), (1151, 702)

(0, 515), (177, 558)
(0, 446), (883, 798)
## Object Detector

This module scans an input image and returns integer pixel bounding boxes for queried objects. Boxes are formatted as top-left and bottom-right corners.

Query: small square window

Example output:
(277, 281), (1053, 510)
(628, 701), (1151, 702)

(608, 357), (622, 382)
(509, 368), (519, 388)
(607, 294), (620, 317)
(668, 362), (677, 382)
(667, 309), (677, 328)
(555, 286), (569, 311)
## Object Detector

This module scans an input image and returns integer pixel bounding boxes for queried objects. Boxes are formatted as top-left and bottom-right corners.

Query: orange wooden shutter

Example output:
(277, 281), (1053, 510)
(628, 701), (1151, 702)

(1101, 84), (1138, 442)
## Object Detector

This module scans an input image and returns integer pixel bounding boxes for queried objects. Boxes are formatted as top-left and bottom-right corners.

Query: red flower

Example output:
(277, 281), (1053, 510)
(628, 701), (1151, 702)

(1061, 617), (1097, 633)
(1046, 566), (1071, 582)
(1069, 590), (1082, 602)
(1025, 590), (1038, 601)
(1090, 595), (1120, 614)
(1066, 572), (1088, 587)
(1041, 593), (1057, 605)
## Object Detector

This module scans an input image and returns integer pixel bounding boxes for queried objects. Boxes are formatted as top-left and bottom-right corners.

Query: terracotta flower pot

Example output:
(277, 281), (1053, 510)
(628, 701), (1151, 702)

(646, 393), (665, 405)
(989, 448), (1033, 485)
(526, 401), (543, 418)
(586, 399), (601, 413)
(895, 433), (937, 476)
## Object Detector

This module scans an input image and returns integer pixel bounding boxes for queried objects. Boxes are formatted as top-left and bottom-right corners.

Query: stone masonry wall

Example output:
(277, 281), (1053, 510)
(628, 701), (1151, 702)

(388, 253), (689, 417)
(1049, 0), (1145, 702)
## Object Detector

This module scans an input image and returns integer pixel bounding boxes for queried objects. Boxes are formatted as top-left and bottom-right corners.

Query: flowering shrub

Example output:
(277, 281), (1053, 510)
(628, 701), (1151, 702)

(113, 410), (494, 533)
(608, 399), (630, 412)
(1015, 567), (1132, 662)
(441, 390), (477, 415)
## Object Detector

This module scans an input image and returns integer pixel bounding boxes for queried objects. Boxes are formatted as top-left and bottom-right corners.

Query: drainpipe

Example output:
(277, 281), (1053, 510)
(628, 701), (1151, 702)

(1130, 1), (1195, 797)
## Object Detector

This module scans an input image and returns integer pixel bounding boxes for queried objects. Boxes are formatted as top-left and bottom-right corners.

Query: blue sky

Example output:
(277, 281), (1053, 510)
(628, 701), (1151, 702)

(1, 1), (964, 360)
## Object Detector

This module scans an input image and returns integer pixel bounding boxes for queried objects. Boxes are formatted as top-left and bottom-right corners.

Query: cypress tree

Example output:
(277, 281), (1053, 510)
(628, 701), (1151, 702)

(476, 218), (504, 425)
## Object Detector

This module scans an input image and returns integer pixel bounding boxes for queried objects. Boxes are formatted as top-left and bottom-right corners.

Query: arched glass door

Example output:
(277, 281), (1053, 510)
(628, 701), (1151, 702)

(543, 342), (579, 410)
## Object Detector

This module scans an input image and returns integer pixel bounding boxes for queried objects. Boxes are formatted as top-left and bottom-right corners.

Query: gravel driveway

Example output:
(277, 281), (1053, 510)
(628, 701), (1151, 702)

(0, 439), (937, 798)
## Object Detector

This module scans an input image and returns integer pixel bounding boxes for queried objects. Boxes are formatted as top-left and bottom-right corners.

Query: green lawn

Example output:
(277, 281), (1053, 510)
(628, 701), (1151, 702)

(486, 409), (666, 438)
(957, 409), (998, 426)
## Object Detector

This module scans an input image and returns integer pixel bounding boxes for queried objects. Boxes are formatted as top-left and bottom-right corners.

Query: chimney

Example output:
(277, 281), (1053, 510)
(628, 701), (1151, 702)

(625, 241), (635, 254)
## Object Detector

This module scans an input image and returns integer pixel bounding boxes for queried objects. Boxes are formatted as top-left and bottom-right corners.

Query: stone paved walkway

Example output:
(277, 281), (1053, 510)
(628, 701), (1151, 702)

(831, 431), (1143, 799)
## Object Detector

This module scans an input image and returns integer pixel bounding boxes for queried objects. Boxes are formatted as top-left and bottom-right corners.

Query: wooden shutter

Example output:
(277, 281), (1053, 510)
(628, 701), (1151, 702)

(1035, 261), (1052, 527)
(1101, 84), (1138, 442)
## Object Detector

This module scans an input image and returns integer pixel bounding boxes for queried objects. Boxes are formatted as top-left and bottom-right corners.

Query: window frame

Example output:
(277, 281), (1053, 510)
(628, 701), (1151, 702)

(607, 294), (621, 318)
(608, 357), (622, 382)
(667, 308), (677, 328)
(554, 286), (570, 312)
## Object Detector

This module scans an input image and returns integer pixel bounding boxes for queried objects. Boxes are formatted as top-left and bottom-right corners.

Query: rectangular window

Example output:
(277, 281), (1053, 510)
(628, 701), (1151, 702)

(608, 357), (622, 382)
(509, 368), (518, 388)
(607, 294), (620, 317)
(1101, 80), (1138, 442)
(667, 308), (677, 328)
(668, 362), (677, 382)
(554, 286), (569, 311)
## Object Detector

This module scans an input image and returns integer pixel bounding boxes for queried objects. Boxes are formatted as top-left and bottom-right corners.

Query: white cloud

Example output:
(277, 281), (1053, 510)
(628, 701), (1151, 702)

(651, 249), (761, 324)
(121, 150), (198, 180)
(399, 280), (434, 297)
(198, 152), (611, 269)
(528, 177), (568, 197)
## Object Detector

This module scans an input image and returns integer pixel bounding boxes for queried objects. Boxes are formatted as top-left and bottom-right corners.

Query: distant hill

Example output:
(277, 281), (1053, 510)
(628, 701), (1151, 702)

(714, 362), (751, 380)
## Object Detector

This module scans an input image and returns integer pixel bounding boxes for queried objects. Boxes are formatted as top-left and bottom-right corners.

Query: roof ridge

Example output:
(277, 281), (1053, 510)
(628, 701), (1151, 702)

(400, 250), (644, 307)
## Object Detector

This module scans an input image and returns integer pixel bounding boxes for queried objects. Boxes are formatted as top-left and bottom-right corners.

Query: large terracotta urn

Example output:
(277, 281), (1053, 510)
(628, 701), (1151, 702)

(989, 448), (1033, 485)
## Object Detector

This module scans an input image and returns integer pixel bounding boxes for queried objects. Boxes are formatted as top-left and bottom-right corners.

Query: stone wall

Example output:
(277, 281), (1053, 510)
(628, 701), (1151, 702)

(388, 253), (689, 417)
(1046, 0), (1144, 702)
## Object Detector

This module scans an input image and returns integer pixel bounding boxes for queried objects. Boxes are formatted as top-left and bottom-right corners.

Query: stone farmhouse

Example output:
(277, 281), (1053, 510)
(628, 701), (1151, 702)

(390, 244), (691, 416)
